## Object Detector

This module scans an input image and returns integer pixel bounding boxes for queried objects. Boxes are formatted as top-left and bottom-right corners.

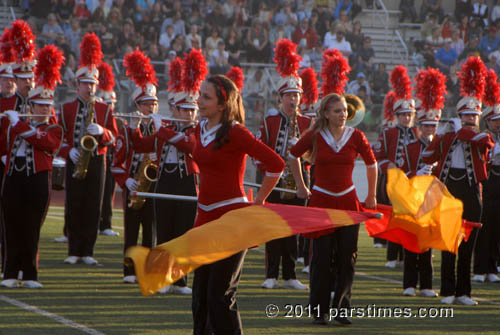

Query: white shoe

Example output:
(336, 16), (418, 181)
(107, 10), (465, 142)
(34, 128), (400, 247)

(123, 275), (137, 284)
(261, 278), (279, 289)
(403, 287), (416, 296)
(297, 257), (304, 264)
(54, 236), (68, 243)
(64, 256), (80, 264)
(157, 285), (172, 294)
(100, 229), (119, 237)
(472, 274), (486, 282)
(81, 256), (98, 265)
(385, 260), (397, 268)
(302, 265), (310, 274)
(171, 285), (192, 295)
(17, 271), (23, 280)
(0, 279), (19, 288)
(373, 243), (383, 248)
(22, 280), (43, 289)
(487, 273), (500, 282)
(331, 291), (335, 300)
(282, 279), (307, 290)
(420, 289), (438, 297)
(440, 296), (455, 304)
(455, 295), (478, 306)
(497, 266), (500, 273)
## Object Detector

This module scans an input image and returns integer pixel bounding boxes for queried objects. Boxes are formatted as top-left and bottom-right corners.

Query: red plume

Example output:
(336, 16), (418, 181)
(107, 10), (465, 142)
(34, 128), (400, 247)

(182, 48), (207, 94)
(320, 52), (351, 96)
(79, 32), (103, 68)
(123, 48), (158, 88)
(483, 69), (500, 107)
(0, 27), (16, 64)
(459, 56), (487, 101)
(35, 45), (65, 90)
(168, 57), (184, 93)
(97, 62), (115, 92)
(390, 65), (412, 100)
(384, 91), (397, 122)
(10, 19), (36, 62)
(415, 67), (447, 111)
(322, 48), (343, 61)
(273, 39), (301, 77)
(300, 67), (318, 106)
(226, 66), (244, 93)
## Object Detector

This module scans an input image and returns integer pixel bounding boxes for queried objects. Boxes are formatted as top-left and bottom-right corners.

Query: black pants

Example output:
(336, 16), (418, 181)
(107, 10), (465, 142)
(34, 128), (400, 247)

(1, 169), (50, 280)
(440, 170), (480, 297)
(387, 242), (404, 261)
(123, 188), (154, 276)
(264, 190), (305, 280)
(155, 167), (197, 286)
(99, 156), (116, 231)
(309, 234), (336, 317)
(0, 160), (5, 274)
(65, 154), (105, 257)
(403, 249), (433, 289)
(192, 250), (247, 335)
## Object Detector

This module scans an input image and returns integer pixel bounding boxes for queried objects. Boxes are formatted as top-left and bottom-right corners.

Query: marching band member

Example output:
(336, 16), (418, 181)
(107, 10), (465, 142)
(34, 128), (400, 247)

(422, 56), (494, 305)
(97, 62), (120, 237)
(257, 39), (310, 291)
(373, 65), (419, 268)
(0, 45), (64, 288)
(289, 50), (377, 325)
(191, 73), (284, 335)
(112, 49), (159, 284)
(58, 33), (118, 265)
(472, 69), (500, 283)
(401, 68), (447, 298)
(129, 52), (201, 294)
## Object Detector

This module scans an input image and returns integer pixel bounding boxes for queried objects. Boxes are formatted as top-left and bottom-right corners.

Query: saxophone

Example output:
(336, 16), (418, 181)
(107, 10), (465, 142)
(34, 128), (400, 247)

(279, 104), (298, 200)
(128, 120), (159, 210)
(72, 97), (98, 180)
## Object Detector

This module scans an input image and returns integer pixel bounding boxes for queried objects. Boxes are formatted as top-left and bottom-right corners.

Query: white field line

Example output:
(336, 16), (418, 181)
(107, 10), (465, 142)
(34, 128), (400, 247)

(0, 295), (106, 335)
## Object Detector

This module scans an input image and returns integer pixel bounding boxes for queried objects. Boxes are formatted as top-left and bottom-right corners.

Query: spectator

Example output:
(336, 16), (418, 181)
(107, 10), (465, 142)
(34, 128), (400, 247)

(347, 21), (365, 54)
(491, 0), (500, 25)
(206, 3), (228, 30)
(270, 23), (292, 46)
(441, 15), (453, 39)
(468, 18), (483, 41)
(424, 26), (444, 65)
(244, 69), (270, 120)
(41, 13), (64, 45)
(226, 29), (242, 66)
(117, 18), (136, 48)
(369, 63), (389, 104)
(73, 0), (91, 20)
(256, 2), (273, 25)
(435, 38), (458, 75)
(297, 0), (315, 22)
(399, 0), (417, 23)
(450, 29), (465, 56)
(135, 0), (155, 23)
(147, 42), (164, 78)
(455, 0), (473, 23)
(187, 5), (203, 27)
(55, 33), (71, 58)
(347, 72), (371, 96)
(459, 34), (481, 60)
(488, 43), (500, 69)
(170, 35), (186, 56)
(420, 13), (439, 41)
(446, 62), (461, 107)
(62, 52), (77, 89)
(101, 32), (116, 60)
(89, 6), (106, 24)
(185, 24), (202, 51)
(205, 27), (223, 58)
(55, 0), (75, 26)
(171, 11), (186, 37)
(64, 18), (82, 57)
(232, 2), (249, 27)
(420, 0), (444, 22)
(356, 85), (372, 109)
(323, 23), (337, 49)
(246, 20), (270, 63)
(324, 28), (352, 57)
(298, 46), (312, 68)
(222, 0), (238, 20)
(106, 7), (122, 36)
(458, 15), (469, 43)
(85, 0), (100, 13)
(479, 26), (500, 60)
(487, 52), (500, 72)
(159, 25), (176, 54)
(354, 36), (376, 76)
(209, 40), (229, 74)
(292, 19), (319, 50)
(150, 2), (166, 26)
(164, 50), (177, 81)
(336, 10), (353, 34)
(334, 0), (362, 20)
(471, 0), (489, 28)
(310, 10), (326, 39)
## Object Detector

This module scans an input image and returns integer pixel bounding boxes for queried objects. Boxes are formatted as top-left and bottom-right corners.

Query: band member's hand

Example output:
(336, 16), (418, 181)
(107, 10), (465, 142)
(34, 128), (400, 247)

(4, 110), (19, 126)
(296, 186), (311, 199)
(451, 118), (462, 132)
(149, 152), (157, 161)
(69, 148), (80, 164)
(125, 178), (139, 192)
(416, 165), (433, 176)
(87, 123), (104, 136)
(1, 155), (5, 165)
(365, 195), (377, 209)
(150, 113), (162, 131)
(129, 111), (141, 129)
(387, 162), (397, 169)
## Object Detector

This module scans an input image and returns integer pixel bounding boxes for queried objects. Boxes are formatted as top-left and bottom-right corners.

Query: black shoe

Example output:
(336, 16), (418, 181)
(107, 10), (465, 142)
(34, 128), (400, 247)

(313, 315), (327, 325)
(334, 316), (352, 325)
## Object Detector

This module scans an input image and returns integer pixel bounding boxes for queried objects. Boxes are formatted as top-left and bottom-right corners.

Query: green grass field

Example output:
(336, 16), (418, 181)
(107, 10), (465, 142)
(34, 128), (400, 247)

(0, 206), (499, 335)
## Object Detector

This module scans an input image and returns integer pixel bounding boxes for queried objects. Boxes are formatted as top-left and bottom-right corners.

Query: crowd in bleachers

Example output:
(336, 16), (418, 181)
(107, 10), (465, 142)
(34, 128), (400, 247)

(14, 0), (500, 128)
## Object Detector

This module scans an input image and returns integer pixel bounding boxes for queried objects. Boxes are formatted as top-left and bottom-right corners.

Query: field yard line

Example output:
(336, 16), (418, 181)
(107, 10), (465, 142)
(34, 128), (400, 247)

(46, 213), (125, 220)
(0, 295), (107, 335)
(247, 249), (500, 306)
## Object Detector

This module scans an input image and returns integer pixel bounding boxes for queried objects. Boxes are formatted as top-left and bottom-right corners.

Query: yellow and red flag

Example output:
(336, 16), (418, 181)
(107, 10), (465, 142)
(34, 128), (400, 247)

(126, 203), (378, 296)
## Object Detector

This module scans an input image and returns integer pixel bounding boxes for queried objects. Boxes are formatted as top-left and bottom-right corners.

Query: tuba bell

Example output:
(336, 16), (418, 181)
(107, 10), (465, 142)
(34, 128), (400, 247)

(344, 94), (365, 127)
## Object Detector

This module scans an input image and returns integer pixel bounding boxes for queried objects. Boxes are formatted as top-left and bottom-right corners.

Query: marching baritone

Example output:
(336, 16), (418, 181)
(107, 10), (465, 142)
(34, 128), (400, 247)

(0, 44), (64, 289)
(58, 33), (118, 265)
(422, 57), (494, 305)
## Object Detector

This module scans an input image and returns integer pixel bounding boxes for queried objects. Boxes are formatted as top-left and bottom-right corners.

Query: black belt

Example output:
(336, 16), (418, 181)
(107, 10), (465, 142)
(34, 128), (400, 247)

(491, 165), (500, 174)
(13, 157), (27, 171)
(448, 168), (467, 181)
